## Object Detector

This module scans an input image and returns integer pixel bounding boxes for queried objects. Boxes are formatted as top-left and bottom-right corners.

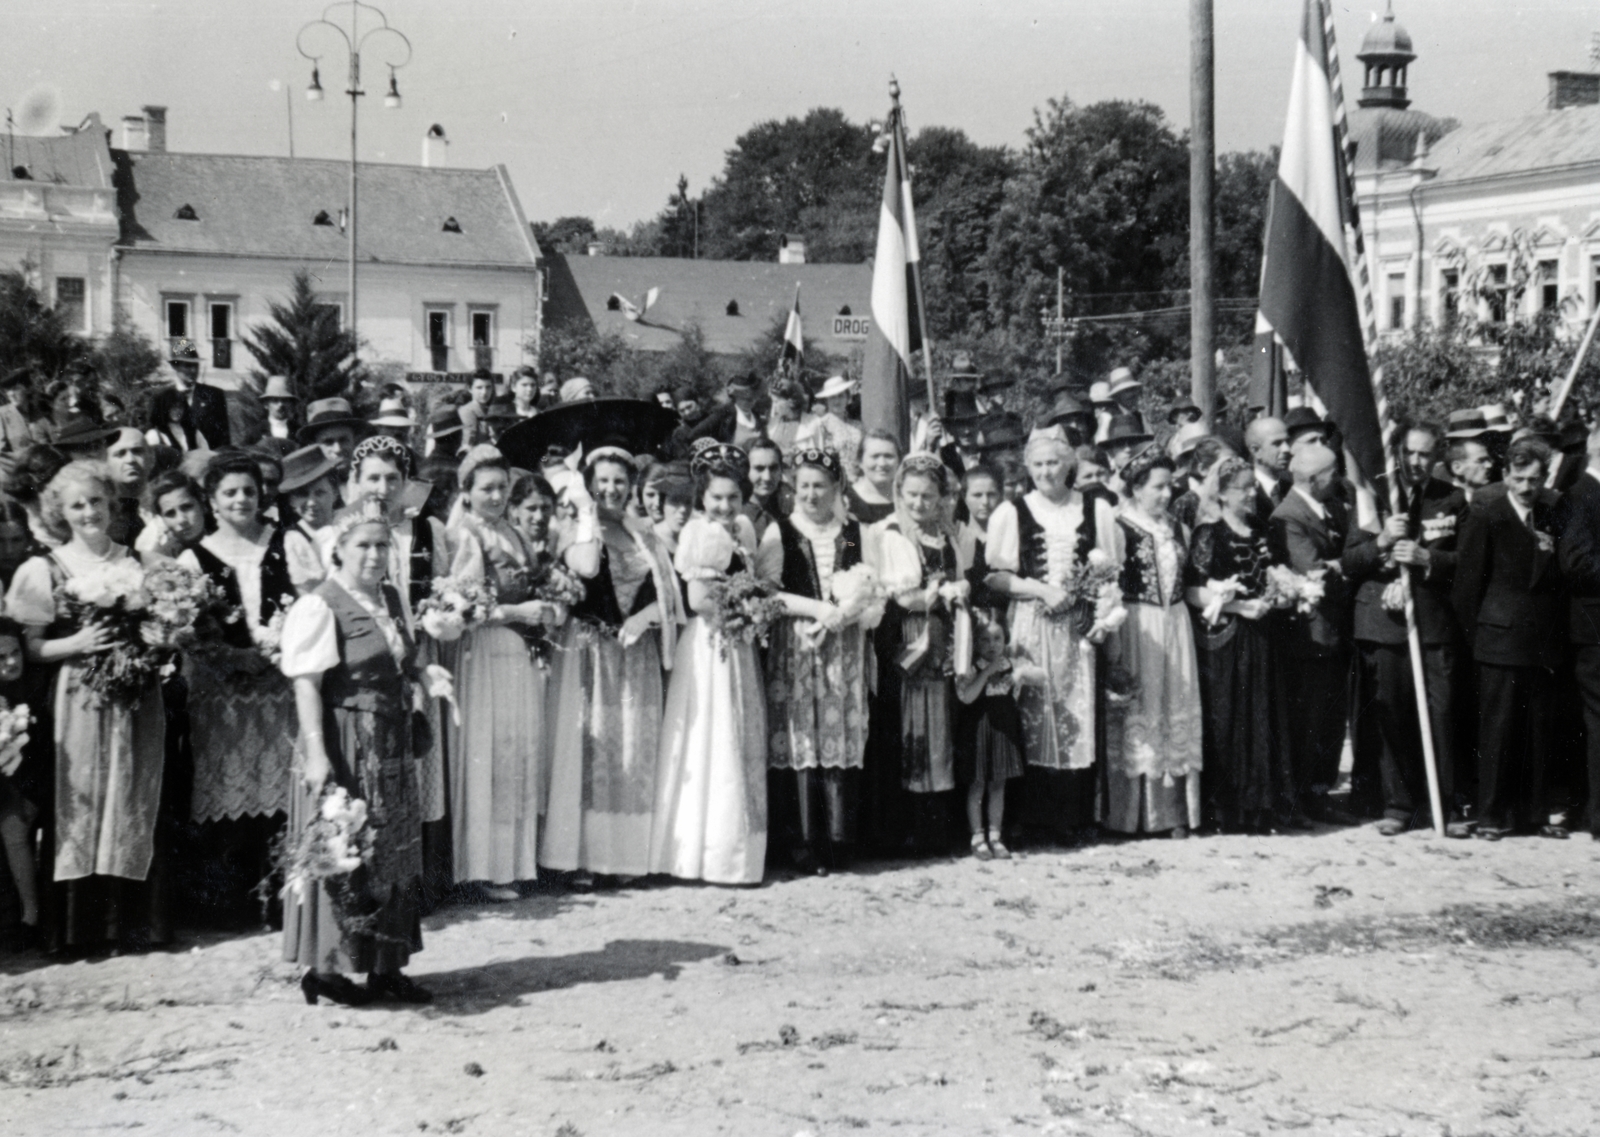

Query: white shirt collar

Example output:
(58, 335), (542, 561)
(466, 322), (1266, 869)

(1255, 467), (1278, 494)
(1507, 494), (1532, 527)
(1292, 485), (1327, 520)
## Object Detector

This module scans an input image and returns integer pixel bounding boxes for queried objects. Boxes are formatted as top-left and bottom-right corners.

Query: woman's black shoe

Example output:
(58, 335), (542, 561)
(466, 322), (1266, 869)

(302, 970), (374, 1006)
(367, 972), (434, 1004)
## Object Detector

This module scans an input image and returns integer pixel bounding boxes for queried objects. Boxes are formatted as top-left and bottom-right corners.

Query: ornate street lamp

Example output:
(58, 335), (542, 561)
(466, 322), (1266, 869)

(297, 1), (411, 359)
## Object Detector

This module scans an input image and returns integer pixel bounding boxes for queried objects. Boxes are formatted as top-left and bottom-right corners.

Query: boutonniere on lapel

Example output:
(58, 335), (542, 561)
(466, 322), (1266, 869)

(1535, 530), (1555, 554)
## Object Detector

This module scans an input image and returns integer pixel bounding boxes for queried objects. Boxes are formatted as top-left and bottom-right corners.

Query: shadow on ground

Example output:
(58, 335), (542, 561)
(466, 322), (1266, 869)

(422, 938), (729, 1013)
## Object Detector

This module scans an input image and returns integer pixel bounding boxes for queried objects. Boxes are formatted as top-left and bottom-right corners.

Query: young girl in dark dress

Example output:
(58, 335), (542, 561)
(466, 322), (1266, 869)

(955, 610), (1026, 860)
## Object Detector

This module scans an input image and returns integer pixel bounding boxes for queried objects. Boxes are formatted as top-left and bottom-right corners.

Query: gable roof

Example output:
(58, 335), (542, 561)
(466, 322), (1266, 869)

(546, 253), (871, 355)
(2, 115), (116, 189)
(1427, 104), (1600, 184)
(115, 151), (537, 268)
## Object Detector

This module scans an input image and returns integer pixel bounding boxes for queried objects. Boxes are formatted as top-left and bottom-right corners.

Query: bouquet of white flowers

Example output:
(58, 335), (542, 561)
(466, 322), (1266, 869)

(1065, 548), (1127, 638)
(278, 785), (390, 940)
(1264, 564), (1327, 617)
(416, 576), (496, 642)
(829, 562), (887, 627)
(0, 699), (33, 779)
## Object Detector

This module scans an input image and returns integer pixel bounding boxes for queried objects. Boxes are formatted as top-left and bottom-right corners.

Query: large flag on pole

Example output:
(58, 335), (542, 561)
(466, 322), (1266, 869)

(1255, 0), (1387, 503)
(781, 284), (803, 366)
(861, 81), (930, 450)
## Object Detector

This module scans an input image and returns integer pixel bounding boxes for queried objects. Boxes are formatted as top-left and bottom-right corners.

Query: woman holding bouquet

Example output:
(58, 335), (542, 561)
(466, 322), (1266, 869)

(4, 461), (170, 954)
(650, 443), (770, 885)
(544, 447), (683, 883)
(984, 427), (1122, 843)
(1106, 450), (1203, 838)
(868, 453), (972, 853)
(1184, 458), (1292, 832)
(178, 452), (296, 922)
(758, 446), (874, 873)
(446, 445), (565, 899)
(280, 501), (428, 1004)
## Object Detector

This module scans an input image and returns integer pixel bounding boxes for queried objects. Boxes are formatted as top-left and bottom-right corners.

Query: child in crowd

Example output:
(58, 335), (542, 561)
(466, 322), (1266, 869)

(0, 619), (41, 945)
(955, 610), (1027, 861)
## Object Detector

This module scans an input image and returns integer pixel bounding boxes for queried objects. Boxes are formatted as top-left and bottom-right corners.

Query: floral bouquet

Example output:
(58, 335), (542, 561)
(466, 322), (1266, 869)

(416, 576), (496, 642)
(1065, 548), (1127, 638)
(518, 555), (587, 667)
(278, 784), (393, 941)
(1263, 564), (1327, 617)
(830, 562), (887, 627)
(251, 606), (288, 669)
(702, 569), (786, 660)
(59, 558), (221, 706)
(1200, 575), (1245, 627)
(0, 699), (33, 780)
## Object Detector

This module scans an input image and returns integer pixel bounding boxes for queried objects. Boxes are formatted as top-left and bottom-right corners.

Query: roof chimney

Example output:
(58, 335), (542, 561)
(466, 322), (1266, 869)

(778, 234), (807, 264)
(120, 114), (148, 152)
(1548, 71), (1600, 110)
(422, 123), (448, 168)
(142, 106), (167, 152)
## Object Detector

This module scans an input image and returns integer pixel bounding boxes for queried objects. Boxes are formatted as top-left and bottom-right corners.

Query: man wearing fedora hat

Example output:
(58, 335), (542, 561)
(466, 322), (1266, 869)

(424, 402), (466, 459)
(298, 397), (368, 478)
(167, 339), (231, 448)
(260, 375), (297, 442)
(51, 413), (121, 458)
(1167, 394), (1203, 427)
(370, 395), (416, 443)
(1100, 412), (1152, 501)
(1283, 406), (1331, 454)
(1107, 367), (1142, 415)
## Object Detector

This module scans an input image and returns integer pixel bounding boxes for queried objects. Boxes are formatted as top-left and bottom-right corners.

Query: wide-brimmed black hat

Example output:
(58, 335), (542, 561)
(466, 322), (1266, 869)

(297, 398), (370, 444)
(1167, 394), (1202, 425)
(496, 398), (678, 470)
(278, 444), (342, 493)
(53, 415), (121, 450)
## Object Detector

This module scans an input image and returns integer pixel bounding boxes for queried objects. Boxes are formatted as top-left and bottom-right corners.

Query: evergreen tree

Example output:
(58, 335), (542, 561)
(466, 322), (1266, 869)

(240, 269), (361, 402)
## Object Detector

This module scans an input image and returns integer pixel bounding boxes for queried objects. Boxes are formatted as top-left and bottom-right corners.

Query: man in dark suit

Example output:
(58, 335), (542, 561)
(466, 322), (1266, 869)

(1554, 420), (1600, 840)
(1343, 424), (1470, 836)
(0, 369), (36, 483)
(1245, 415), (1290, 522)
(169, 340), (230, 447)
(1453, 436), (1566, 840)
(1269, 444), (1357, 824)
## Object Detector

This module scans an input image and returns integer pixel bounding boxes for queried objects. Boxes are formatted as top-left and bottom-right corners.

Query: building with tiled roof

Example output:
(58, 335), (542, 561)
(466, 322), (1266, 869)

(545, 251), (871, 358)
(1356, 5), (1600, 338)
(2, 106), (541, 387)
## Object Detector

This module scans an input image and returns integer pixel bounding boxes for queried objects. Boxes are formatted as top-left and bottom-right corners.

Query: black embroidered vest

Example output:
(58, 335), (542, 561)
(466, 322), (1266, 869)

(774, 515), (863, 601)
(1014, 495), (1096, 582)
(571, 542), (659, 630)
(313, 578), (411, 716)
(191, 530), (296, 649)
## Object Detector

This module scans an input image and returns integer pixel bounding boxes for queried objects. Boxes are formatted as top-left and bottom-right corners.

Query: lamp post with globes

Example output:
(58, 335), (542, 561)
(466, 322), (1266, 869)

(297, 1), (410, 361)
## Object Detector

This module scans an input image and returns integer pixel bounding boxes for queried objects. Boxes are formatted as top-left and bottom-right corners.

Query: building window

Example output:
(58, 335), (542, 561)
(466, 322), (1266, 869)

(55, 277), (86, 332)
(1486, 264), (1509, 324)
(1539, 260), (1559, 312)
(165, 298), (191, 354)
(1388, 273), (1406, 330)
(312, 302), (342, 330)
(1591, 259), (1600, 312)
(1442, 270), (1460, 319)
(469, 309), (495, 371)
(426, 308), (452, 372)
(209, 301), (234, 370)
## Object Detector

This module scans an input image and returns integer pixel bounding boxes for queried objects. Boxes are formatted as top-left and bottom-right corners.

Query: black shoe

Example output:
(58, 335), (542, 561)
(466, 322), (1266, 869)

(302, 970), (374, 1007)
(367, 972), (434, 1004)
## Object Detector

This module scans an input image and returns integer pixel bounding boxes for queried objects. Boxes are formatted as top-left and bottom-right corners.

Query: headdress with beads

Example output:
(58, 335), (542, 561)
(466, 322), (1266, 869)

(329, 496), (392, 544)
(690, 442), (749, 480)
(352, 433), (413, 476)
(894, 451), (951, 495)
(792, 445), (842, 481)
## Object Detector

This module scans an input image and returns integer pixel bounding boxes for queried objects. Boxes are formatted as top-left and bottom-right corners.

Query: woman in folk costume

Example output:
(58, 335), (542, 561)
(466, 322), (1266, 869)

(984, 425), (1123, 841)
(177, 452), (297, 920)
(446, 445), (563, 899)
(543, 443), (684, 883)
(651, 442), (770, 885)
(321, 437), (450, 886)
(280, 500), (430, 1005)
(1104, 448), (1203, 837)
(867, 452), (972, 853)
(4, 461), (170, 953)
(758, 445), (877, 874)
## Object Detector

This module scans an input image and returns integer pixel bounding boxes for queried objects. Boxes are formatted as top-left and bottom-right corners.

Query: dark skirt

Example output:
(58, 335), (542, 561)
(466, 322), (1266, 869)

(282, 704), (422, 975)
(955, 694), (1025, 786)
(767, 767), (861, 870)
(1193, 614), (1292, 829)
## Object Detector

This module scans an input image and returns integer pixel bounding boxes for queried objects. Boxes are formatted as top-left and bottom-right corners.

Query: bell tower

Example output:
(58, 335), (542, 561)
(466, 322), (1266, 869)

(1357, 2), (1416, 110)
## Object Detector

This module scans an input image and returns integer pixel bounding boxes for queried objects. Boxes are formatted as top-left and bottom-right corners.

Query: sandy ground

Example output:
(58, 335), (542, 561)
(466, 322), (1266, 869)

(1, 824), (1598, 1137)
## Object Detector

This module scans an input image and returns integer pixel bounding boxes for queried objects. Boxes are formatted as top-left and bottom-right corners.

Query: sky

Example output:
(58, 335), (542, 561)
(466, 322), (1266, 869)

(2, 0), (1596, 229)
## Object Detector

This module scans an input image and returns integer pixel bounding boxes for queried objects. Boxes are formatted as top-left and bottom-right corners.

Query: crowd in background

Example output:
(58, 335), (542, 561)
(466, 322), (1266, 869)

(0, 343), (1597, 1009)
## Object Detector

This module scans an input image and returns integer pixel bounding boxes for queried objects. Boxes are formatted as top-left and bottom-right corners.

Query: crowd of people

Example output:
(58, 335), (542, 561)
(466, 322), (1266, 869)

(0, 344), (1596, 1010)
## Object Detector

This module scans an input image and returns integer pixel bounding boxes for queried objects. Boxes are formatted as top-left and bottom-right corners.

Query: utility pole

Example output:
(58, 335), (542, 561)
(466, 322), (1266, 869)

(1190, 0), (1216, 426)
(1055, 266), (1065, 376)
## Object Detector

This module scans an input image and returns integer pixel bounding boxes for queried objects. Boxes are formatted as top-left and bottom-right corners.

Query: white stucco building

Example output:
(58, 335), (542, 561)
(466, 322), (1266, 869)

(1, 107), (541, 389)
(1353, 8), (1600, 337)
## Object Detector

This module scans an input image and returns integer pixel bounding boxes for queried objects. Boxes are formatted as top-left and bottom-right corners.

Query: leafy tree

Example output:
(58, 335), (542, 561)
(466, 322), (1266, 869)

(910, 127), (1015, 339)
(0, 267), (89, 382)
(1214, 149), (1277, 302)
(532, 216), (598, 256)
(90, 313), (165, 428)
(240, 269), (361, 402)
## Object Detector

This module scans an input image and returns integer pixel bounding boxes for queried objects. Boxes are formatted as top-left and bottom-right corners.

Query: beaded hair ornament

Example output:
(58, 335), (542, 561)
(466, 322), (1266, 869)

(352, 434), (413, 475)
(793, 446), (842, 480)
(690, 442), (749, 480)
(329, 496), (392, 543)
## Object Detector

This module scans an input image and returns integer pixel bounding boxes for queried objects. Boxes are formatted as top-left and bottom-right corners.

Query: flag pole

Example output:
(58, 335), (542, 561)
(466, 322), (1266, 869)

(1324, 0), (1446, 836)
(889, 79), (938, 421)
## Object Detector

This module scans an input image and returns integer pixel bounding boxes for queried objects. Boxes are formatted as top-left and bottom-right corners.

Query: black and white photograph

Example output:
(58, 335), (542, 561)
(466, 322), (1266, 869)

(1, 1), (1599, 1133)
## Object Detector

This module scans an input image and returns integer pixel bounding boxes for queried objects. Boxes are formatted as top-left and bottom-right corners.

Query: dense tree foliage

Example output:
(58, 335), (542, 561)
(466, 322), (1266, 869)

(240, 269), (362, 402)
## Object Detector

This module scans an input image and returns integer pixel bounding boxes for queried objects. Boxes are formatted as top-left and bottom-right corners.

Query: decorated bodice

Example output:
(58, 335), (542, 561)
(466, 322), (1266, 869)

(1185, 519), (1272, 599)
(1117, 512), (1187, 607)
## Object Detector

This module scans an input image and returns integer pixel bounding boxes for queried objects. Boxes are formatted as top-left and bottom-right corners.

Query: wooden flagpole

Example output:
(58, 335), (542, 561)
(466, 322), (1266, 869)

(1323, 0), (1446, 835)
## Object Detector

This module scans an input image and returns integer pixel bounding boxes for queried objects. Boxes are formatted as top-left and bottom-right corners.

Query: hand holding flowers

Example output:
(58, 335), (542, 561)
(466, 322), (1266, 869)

(1263, 564), (1327, 617)
(416, 576), (496, 642)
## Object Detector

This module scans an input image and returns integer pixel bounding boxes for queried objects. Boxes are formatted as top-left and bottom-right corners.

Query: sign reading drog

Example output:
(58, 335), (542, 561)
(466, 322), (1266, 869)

(832, 315), (871, 341)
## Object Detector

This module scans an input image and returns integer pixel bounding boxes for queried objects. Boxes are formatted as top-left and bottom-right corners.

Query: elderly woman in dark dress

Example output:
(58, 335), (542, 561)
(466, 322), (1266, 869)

(280, 501), (430, 1005)
(1184, 457), (1292, 832)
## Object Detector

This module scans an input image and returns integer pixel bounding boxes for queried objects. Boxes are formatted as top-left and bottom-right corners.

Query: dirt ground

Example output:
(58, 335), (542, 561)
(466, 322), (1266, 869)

(1, 824), (1598, 1137)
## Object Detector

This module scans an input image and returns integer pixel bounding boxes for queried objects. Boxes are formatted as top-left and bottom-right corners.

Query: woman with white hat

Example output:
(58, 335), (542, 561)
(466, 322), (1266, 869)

(796, 375), (863, 482)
